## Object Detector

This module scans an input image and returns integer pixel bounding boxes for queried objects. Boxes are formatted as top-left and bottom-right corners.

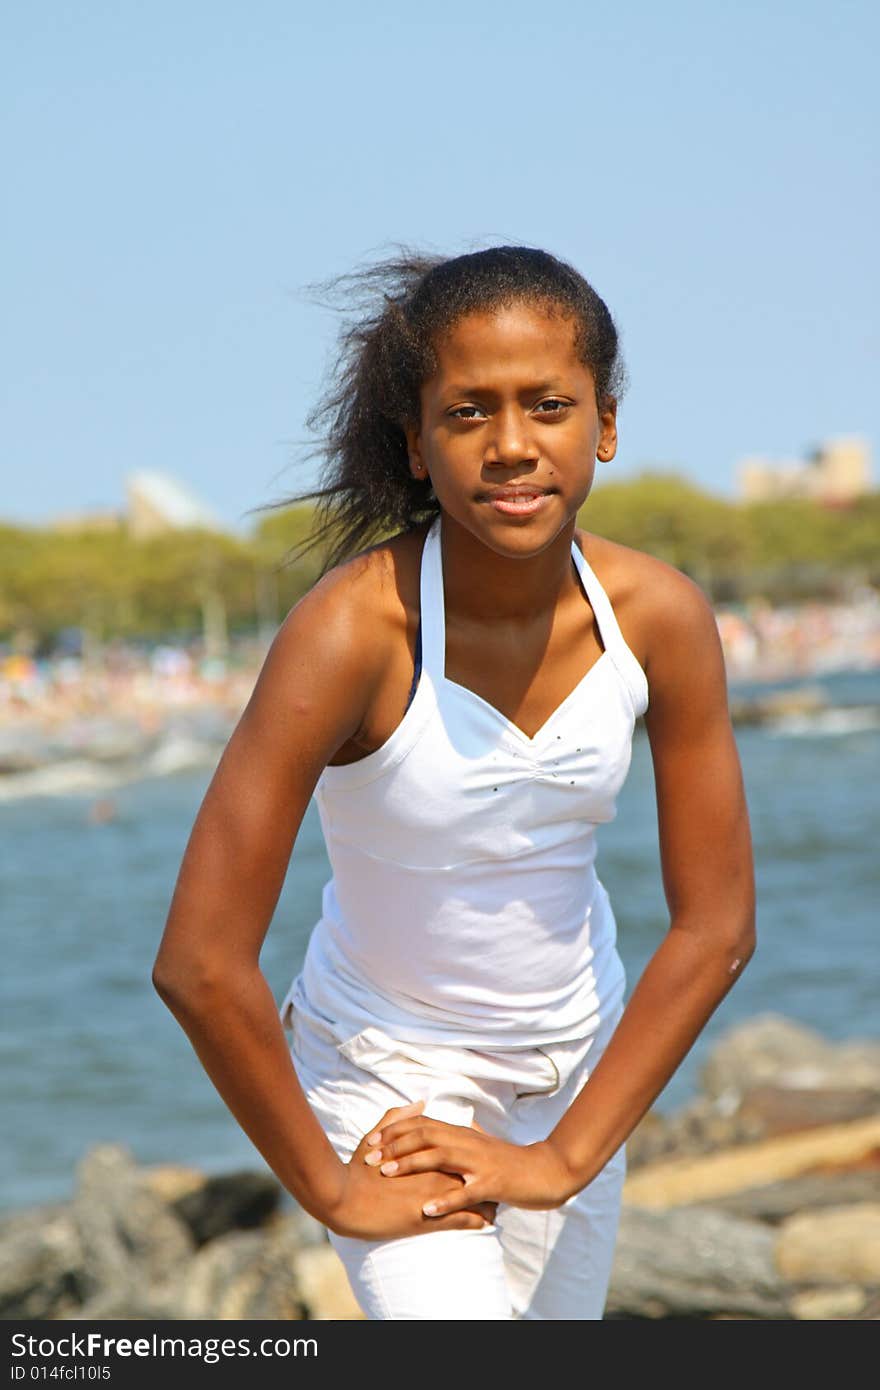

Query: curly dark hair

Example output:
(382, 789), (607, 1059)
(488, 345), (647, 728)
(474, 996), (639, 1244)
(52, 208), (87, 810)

(256, 244), (626, 572)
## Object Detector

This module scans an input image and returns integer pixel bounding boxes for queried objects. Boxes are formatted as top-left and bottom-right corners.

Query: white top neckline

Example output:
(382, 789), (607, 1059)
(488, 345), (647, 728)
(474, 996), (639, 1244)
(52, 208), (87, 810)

(429, 514), (647, 746)
(319, 513), (648, 788)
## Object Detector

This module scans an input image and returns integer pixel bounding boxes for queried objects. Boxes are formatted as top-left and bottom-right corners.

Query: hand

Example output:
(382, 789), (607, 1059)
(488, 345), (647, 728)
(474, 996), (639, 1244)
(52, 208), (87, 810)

(323, 1101), (499, 1240)
(360, 1110), (576, 1217)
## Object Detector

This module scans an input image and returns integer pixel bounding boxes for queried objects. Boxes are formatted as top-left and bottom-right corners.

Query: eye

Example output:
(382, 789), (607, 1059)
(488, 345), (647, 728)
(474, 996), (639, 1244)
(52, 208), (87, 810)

(448, 405), (486, 420)
(534, 398), (570, 415)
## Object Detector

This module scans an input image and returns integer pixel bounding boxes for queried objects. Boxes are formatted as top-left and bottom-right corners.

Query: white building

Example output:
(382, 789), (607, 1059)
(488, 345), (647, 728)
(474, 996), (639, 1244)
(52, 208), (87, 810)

(126, 471), (223, 538)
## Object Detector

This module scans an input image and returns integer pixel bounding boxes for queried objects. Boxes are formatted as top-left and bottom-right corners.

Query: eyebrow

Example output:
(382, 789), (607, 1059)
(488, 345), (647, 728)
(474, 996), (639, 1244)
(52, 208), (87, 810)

(439, 380), (570, 400)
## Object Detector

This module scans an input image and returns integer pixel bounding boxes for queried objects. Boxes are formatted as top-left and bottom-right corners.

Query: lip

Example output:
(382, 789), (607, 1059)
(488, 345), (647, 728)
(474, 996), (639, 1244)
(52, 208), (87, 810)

(483, 487), (552, 517)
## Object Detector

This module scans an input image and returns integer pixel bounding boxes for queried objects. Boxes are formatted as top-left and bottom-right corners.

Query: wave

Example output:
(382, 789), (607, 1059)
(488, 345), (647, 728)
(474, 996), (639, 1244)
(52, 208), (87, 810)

(766, 707), (880, 738)
(0, 736), (220, 801)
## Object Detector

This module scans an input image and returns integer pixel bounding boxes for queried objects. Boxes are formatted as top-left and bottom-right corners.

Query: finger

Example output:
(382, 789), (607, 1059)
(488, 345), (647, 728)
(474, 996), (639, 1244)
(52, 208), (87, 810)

(371, 1147), (473, 1178)
(363, 1100), (425, 1146)
(430, 1200), (496, 1231)
(368, 1114), (476, 1154)
(421, 1186), (487, 1219)
(364, 1123), (458, 1165)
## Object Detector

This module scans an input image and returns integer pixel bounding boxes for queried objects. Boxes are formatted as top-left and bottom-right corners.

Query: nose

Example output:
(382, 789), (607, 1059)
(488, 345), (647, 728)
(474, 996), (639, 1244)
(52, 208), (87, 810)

(482, 405), (539, 468)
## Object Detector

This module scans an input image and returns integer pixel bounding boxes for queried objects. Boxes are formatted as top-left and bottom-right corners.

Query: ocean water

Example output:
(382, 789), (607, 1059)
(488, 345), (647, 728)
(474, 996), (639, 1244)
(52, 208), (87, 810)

(2, 669), (878, 1213)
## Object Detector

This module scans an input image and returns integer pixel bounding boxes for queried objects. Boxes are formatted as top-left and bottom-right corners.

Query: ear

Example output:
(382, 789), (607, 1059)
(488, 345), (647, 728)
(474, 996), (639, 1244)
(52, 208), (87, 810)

(405, 423), (428, 481)
(597, 397), (618, 462)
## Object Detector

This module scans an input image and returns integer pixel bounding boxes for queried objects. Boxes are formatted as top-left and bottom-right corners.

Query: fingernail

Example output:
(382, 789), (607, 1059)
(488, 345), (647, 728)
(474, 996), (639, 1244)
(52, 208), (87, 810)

(366, 1132), (381, 1145)
(422, 1202), (438, 1216)
(379, 1160), (399, 1175)
(364, 1149), (382, 1166)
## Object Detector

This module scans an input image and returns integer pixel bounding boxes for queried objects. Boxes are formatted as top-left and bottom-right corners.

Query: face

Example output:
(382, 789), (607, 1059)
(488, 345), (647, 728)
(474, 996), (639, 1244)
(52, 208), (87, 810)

(405, 300), (617, 556)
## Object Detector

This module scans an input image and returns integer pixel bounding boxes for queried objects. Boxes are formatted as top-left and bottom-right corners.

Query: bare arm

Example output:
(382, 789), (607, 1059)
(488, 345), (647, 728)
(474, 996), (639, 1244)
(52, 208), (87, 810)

(152, 557), (494, 1237)
(357, 565), (756, 1213)
(544, 568), (756, 1191)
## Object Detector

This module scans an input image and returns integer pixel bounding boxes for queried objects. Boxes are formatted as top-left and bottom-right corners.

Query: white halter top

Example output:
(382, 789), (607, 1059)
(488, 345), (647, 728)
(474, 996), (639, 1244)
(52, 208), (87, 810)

(282, 514), (649, 1050)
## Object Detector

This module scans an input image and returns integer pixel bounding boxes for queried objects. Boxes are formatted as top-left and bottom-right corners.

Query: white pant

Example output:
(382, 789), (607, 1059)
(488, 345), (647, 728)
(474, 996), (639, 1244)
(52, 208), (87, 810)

(286, 995), (626, 1320)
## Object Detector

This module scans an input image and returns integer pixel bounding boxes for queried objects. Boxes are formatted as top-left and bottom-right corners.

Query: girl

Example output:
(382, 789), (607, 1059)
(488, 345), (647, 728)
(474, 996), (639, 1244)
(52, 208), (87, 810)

(153, 246), (755, 1320)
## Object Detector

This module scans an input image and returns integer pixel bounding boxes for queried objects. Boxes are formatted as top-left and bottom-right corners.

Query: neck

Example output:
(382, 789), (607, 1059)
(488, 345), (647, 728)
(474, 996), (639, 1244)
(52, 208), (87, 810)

(437, 511), (579, 624)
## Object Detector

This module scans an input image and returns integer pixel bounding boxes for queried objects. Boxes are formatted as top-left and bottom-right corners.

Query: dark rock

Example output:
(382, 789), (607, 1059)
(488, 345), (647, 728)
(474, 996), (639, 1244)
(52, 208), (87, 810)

(684, 1170), (880, 1225)
(606, 1205), (790, 1319)
(170, 1170), (283, 1246)
(735, 1084), (880, 1139)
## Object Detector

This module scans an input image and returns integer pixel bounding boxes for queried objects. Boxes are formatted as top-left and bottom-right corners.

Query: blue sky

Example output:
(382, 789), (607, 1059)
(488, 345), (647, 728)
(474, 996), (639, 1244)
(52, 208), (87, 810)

(3, 0), (877, 534)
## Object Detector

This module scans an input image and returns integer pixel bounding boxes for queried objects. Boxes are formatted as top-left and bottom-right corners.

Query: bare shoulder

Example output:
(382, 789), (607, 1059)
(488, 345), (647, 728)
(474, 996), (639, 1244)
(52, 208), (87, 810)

(245, 526), (426, 762)
(574, 527), (720, 683)
(274, 526), (424, 669)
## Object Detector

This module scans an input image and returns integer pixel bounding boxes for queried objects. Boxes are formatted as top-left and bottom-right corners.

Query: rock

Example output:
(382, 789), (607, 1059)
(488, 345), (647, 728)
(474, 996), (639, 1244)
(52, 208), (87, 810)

(292, 1245), (364, 1319)
(734, 1085), (880, 1139)
(701, 1015), (880, 1102)
(625, 1109), (672, 1169)
(627, 1095), (765, 1170)
(855, 1290), (880, 1319)
(790, 1286), (869, 1320)
(775, 1204), (880, 1284)
(691, 1170), (880, 1225)
(59, 1286), (183, 1321)
(140, 1164), (206, 1206)
(168, 1170), (283, 1246)
(606, 1206), (789, 1319)
(1, 1149), (329, 1322)
(71, 1144), (194, 1306)
(623, 1116), (880, 1209)
(0, 1205), (83, 1319)
(626, 1087), (875, 1176)
(177, 1215), (309, 1320)
(176, 1231), (268, 1319)
(278, 1204), (329, 1251)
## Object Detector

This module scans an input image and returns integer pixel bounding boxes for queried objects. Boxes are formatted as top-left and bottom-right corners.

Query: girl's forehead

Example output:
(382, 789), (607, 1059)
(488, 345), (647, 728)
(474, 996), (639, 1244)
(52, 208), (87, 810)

(428, 303), (584, 380)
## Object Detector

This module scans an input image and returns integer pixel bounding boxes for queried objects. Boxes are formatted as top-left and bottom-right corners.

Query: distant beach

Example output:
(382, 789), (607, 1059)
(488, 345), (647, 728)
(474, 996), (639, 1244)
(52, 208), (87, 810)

(2, 595), (879, 794)
(716, 591), (880, 682)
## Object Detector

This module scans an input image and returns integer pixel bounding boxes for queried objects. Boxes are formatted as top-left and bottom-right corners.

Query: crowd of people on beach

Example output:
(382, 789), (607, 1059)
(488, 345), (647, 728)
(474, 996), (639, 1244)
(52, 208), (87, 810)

(1, 592), (878, 745)
(716, 590), (880, 681)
